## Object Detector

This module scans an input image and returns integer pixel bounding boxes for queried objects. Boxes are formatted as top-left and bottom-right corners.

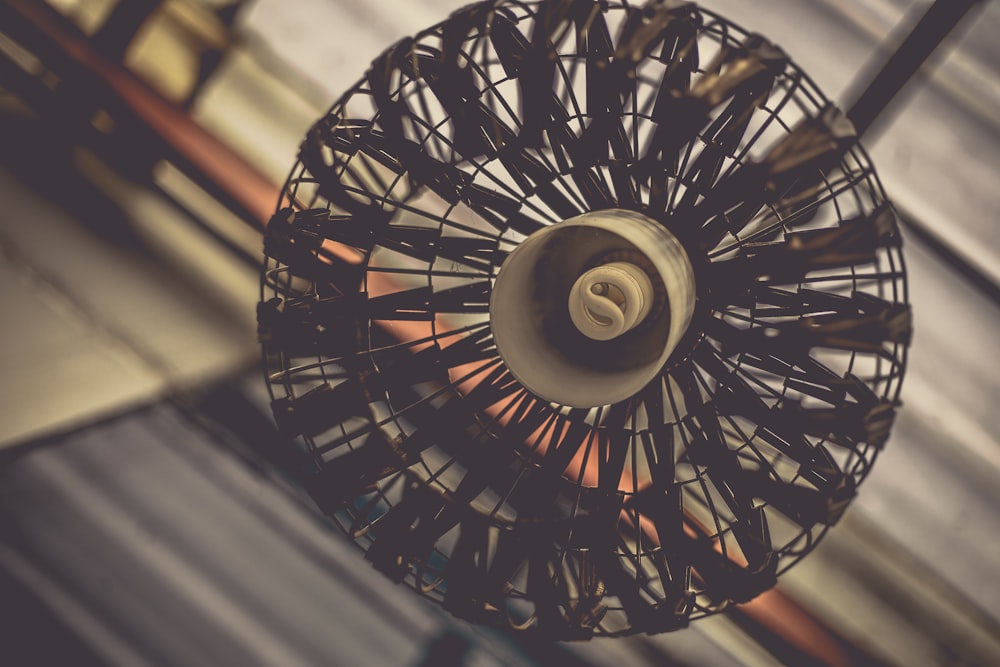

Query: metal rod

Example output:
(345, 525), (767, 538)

(846, 0), (985, 139)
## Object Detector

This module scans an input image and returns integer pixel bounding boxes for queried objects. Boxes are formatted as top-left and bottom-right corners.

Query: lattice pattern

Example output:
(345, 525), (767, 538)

(259, 0), (910, 638)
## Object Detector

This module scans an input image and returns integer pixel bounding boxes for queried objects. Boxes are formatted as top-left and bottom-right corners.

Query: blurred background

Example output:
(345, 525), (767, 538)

(1, 0), (998, 665)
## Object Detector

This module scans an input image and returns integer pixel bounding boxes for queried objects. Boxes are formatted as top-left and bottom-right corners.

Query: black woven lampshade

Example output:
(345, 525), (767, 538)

(259, 0), (910, 638)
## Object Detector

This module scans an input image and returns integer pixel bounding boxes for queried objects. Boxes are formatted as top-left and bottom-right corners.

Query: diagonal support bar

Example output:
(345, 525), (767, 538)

(846, 0), (986, 139)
